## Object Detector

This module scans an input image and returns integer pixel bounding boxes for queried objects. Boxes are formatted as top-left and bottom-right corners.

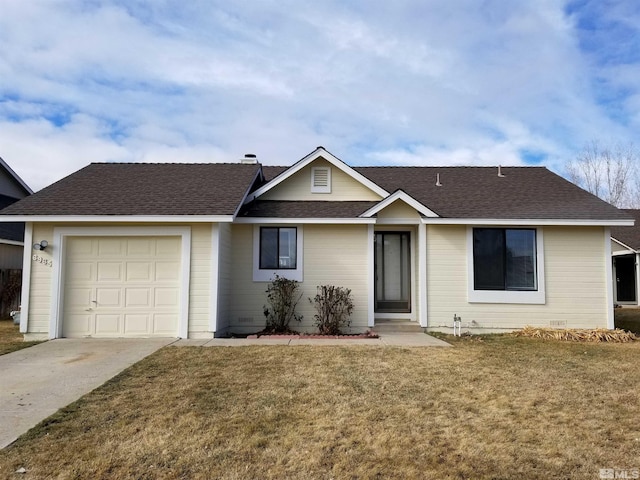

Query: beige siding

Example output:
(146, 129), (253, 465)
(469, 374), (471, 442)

(426, 225), (608, 330)
(376, 201), (421, 220)
(188, 224), (212, 337)
(260, 159), (383, 201)
(27, 224), (54, 334)
(227, 224), (370, 333)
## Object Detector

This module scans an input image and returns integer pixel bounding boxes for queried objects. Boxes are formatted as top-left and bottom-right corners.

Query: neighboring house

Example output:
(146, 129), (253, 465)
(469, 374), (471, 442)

(611, 209), (640, 306)
(0, 157), (33, 317)
(0, 147), (632, 340)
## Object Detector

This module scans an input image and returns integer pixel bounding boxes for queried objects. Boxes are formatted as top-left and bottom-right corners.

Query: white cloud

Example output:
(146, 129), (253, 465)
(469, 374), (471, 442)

(0, 0), (638, 191)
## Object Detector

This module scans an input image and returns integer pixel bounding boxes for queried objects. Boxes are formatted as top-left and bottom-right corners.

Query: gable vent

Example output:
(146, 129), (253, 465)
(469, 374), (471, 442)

(311, 167), (331, 193)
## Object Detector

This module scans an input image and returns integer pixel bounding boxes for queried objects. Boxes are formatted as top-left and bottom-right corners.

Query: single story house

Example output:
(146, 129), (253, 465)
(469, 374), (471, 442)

(0, 147), (632, 340)
(611, 209), (640, 305)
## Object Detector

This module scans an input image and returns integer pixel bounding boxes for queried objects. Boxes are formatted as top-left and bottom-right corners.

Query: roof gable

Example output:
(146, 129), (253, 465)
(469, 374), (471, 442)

(0, 156), (32, 198)
(360, 190), (439, 218)
(247, 147), (388, 202)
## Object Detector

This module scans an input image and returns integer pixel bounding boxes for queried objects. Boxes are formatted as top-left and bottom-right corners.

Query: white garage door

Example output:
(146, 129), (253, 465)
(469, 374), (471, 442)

(62, 236), (182, 337)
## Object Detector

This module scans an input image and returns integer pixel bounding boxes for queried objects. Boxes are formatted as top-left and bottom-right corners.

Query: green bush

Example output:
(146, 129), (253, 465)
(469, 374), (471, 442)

(263, 275), (302, 333)
(310, 285), (354, 335)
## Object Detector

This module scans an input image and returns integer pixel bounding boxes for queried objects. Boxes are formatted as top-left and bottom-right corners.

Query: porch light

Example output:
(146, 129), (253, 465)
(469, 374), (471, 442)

(33, 240), (48, 251)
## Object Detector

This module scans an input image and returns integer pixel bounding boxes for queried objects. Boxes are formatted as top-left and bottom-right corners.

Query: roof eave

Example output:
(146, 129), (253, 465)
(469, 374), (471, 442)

(421, 218), (636, 226)
(0, 215), (236, 223)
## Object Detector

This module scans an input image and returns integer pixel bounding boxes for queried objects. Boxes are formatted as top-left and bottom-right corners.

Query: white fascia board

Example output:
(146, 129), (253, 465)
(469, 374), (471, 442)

(234, 217), (376, 224)
(232, 167), (264, 219)
(0, 239), (24, 246)
(360, 190), (439, 218)
(611, 237), (638, 253)
(422, 218), (636, 227)
(0, 215), (235, 223)
(246, 147), (389, 202)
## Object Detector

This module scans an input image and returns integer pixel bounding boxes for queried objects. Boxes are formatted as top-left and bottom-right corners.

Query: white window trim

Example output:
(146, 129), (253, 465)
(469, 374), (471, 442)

(466, 226), (545, 304)
(253, 225), (303, 282)
(311, 166), (331, 193)
(50, 226), (191, 339)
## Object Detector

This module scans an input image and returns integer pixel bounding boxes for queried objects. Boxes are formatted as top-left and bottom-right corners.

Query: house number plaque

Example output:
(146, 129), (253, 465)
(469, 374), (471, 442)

(32, 254), (53, 267)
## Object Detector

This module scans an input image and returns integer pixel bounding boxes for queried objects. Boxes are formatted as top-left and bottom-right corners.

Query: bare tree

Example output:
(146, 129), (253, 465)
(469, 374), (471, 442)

(566, 141), (638, 207)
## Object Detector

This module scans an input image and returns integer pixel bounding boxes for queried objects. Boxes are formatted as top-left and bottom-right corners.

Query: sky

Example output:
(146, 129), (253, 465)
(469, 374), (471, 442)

(0, 0), (639, 192)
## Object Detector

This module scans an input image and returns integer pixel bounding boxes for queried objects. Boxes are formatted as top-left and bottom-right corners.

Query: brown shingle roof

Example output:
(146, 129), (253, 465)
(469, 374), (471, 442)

(239, 201), (378, 218)
(611, 209), (640, 249)
(354, 166), (629, 220)
(0, 163), (261, 216)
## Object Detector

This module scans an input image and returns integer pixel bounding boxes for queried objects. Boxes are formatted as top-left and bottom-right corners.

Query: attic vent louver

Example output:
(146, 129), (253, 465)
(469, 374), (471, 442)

(311, 167), (331, 193)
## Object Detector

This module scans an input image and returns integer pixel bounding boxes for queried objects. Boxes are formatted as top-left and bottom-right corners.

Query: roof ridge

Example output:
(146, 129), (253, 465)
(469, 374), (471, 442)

(89, 162), (260, 165)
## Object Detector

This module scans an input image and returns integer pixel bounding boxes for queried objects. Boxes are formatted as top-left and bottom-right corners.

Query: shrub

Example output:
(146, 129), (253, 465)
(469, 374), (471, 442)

(263, 275), (303, 333)
(310, 285), (354, 335)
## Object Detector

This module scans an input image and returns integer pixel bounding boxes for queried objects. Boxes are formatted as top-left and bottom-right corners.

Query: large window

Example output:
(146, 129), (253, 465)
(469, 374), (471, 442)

(473, 228), (537, 291)
(259, 227), (297, 270)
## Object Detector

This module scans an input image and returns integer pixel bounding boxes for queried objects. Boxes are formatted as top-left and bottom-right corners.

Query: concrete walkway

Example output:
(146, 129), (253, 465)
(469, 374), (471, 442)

(172, 332), (451, 347)
(0, 338), (175, 449)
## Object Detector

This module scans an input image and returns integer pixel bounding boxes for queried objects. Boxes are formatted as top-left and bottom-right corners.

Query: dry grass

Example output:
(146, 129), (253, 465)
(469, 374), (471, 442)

(615, 307), (640, 334)
(1, 338), (639, 479)
(514, 326), (639, 342)
(0, 320), (40, 356)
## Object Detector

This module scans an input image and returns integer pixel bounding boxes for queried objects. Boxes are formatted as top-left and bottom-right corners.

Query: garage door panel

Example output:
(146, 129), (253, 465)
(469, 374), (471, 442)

(95, 314), (121, 335)
(127, 238), (153, 255)
(154, 314), (178, 334)
(98, 239), (124, 255)
(66, 262), (94, 282)
(124, 314), (150, 334)
(97, 262), (123, 281)
(64, 236), (181, 338)
(125, 288), (151, 307)
(96, 288), (122, 307)
(64, 314), (92, 336)
(156, 238), (181, 255)
(68, 238), (94, 255)
(65, 288), (92, 307)
(155, 288), (179, 307)
(126, 262), (152, 281)
(155, 262), (180, 281)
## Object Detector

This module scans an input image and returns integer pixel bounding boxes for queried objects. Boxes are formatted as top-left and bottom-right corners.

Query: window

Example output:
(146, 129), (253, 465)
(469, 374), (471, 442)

(253, 226), (303, 281)
(260, 227), (297, 269)
(473, 228), (537, 291)
(468, 227), (545, 304)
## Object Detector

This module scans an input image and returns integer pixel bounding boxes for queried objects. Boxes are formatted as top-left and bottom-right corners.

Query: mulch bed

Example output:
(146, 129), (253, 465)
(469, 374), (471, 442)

(247, 331), (379, 339)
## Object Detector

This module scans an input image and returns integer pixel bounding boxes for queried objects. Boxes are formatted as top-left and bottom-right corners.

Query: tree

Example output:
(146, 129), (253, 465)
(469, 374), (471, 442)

(566, 141), (638, 207)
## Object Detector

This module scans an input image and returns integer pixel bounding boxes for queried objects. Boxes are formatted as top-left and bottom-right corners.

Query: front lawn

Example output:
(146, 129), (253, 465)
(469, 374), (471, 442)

(0, 320), (40, 356)
(1, 338), (639, 479)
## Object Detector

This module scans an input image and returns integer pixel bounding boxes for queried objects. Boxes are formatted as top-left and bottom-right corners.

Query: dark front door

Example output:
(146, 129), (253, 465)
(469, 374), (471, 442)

(615, 255), (636, 302)
(375, 232), (411, 312)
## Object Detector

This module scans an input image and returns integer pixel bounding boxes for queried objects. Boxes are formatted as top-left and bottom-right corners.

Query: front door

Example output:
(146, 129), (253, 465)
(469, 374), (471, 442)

(375, 232), (411, 312)
(615, 255), (637, 303)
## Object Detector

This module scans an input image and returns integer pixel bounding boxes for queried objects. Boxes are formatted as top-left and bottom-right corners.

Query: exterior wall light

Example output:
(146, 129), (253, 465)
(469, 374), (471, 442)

(33, 240), (48, 251)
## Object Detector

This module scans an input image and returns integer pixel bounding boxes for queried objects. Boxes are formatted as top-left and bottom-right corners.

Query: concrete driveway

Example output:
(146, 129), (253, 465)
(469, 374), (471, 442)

(0, 338), (175, 449)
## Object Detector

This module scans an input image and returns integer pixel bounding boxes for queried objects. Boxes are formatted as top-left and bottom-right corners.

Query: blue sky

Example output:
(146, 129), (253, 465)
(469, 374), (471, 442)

(0, 0), (638, 191)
